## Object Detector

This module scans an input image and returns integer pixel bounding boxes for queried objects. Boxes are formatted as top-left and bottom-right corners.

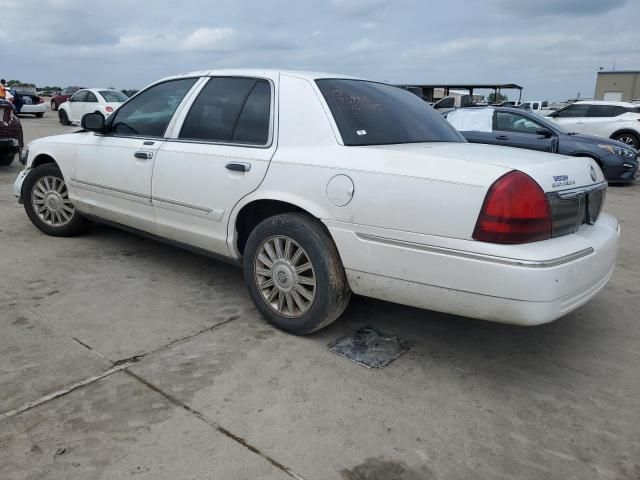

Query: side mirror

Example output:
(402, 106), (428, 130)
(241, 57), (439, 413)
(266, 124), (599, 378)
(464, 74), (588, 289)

(536, 128), (553, 138)
(81, 112), (105, 133)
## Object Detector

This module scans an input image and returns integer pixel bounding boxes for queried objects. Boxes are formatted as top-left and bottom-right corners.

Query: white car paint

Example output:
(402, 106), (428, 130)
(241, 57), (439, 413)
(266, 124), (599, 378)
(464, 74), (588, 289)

(19, 103), (47, 115)
(548, 100), (640, 147)
(13, 69), (619, 327)
(58, 88), (126, 123)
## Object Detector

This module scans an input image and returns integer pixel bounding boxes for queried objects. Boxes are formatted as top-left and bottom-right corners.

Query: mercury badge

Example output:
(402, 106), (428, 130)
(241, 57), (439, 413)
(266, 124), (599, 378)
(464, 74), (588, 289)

(589, 165), (597, 182)
(552, 175), (575, 188)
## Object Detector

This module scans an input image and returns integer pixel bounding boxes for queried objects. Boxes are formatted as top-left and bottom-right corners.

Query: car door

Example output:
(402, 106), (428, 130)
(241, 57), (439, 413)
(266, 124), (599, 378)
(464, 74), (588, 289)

(67, 90), (88, 121)
(548, 103), (590, 132)
(152, 76), (276, 256)
(81, 91), (100, 118)
(493, 111), (557, 152)
(71, 77), (200, 233)
(580, 104), (627, 138)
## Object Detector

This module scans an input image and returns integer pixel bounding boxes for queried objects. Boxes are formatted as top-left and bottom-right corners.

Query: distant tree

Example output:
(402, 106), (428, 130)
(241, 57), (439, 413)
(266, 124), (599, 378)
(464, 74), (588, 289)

(487, 92), (508, 103)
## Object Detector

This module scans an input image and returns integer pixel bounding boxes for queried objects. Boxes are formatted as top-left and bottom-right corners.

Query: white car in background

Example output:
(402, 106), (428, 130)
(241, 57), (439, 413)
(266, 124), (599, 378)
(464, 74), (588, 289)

(13, 70), (619, 334)
(58, 88), (128, 125)
(547, 100), (640, 149)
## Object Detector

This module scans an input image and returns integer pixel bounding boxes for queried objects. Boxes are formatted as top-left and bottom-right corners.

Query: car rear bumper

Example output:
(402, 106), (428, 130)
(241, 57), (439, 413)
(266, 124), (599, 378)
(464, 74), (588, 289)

(327, 214), (619, 325)
(20, 104), (47, 113)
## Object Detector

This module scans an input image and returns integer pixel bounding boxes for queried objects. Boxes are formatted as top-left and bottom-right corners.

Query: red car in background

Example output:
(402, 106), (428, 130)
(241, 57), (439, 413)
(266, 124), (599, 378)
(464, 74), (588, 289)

(50, 86), (84, 111)
(0, 99), (23, 166)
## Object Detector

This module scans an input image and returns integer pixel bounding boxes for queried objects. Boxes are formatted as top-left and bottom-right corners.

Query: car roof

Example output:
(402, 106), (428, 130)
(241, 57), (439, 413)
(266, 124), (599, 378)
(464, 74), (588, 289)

(155, 69), (363, 84)
(574, 100), (638, 108)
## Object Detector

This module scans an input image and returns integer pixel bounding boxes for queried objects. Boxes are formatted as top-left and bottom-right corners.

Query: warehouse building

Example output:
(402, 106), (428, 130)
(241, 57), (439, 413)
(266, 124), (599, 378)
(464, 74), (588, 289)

(594, 70), (640, 102)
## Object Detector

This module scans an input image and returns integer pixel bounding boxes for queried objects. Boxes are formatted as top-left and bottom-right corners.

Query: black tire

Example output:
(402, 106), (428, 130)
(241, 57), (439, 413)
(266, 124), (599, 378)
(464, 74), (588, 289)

(0, 151), (15, 166)
(23, 163), (89, 237)
(58, 109), (70, 126)
(51, 100), (58, 111)
(243, 213), (351, 335)
(35, 112), (44, 118)
(611, 132), (639, 150)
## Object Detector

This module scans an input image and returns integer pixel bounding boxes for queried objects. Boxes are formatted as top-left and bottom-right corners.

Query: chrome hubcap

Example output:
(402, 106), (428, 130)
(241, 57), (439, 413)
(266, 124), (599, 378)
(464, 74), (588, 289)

(255, 236), (316, 318)
(31, 175), (75, 227)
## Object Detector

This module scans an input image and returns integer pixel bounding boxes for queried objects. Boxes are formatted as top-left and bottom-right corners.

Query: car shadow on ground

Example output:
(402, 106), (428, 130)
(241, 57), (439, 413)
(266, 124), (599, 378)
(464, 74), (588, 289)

(84, 222), (608, 390)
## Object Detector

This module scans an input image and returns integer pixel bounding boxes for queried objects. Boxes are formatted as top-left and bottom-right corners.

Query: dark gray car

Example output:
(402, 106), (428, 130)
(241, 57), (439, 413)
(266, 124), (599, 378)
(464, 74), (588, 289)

(446, 107), (639, 183)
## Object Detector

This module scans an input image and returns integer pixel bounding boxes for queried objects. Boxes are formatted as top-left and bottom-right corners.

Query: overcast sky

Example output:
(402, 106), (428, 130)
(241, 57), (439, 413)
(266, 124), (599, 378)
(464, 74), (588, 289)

(1, 0), (638, 100)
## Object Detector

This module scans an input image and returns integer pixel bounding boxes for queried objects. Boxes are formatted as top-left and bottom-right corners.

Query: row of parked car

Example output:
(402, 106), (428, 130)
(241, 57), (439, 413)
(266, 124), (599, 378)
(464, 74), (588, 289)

(444, 101), (640, 183)
(9, 69), (624, 335)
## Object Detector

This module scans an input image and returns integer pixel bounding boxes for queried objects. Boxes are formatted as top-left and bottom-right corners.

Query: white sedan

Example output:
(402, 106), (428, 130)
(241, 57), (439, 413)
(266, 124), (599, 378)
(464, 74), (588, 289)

(13, 70), (619, 334)
(547, 100), (640, 149)
(58, 88), (128, 125)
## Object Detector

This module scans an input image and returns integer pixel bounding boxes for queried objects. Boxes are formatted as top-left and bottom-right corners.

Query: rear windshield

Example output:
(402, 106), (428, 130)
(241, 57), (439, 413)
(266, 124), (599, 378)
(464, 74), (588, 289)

(14, 85), (36, 95)
(316, 79), (465, 146)
(99, 90), (128, 102)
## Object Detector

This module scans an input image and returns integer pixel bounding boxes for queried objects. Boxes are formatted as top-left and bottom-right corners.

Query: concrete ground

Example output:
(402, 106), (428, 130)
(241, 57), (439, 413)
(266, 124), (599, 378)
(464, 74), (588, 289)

(1, 113), (639, 480)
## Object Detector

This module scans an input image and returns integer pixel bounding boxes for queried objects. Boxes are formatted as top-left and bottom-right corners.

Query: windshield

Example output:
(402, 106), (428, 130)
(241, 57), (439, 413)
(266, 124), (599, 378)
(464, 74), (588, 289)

(99, 90), (128, 102)
(316, 79), (465, 146)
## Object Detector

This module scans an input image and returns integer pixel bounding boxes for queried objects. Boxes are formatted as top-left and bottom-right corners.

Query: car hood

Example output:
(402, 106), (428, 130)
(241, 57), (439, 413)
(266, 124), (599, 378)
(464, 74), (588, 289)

(359, 142), (606, 192)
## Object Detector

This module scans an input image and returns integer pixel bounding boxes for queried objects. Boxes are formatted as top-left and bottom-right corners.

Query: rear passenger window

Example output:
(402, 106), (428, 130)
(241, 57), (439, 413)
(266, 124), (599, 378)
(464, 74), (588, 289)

(587, 105), (626, 117)
(180, 77), (271, 145)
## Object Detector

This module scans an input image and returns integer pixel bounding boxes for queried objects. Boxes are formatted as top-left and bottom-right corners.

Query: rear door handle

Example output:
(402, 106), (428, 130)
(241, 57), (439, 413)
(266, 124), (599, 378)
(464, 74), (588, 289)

(226, 162), (251, 172)
(134, 151), (152, 160)
(495, 135), (509, 140)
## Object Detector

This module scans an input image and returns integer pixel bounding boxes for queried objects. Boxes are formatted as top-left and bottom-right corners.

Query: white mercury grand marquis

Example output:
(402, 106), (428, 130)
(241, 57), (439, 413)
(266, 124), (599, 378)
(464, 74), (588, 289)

(13, 70), (620, 334)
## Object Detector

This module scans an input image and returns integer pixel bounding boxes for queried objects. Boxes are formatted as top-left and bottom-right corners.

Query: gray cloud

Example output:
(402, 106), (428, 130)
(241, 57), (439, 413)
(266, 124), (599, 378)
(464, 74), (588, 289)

(0, 0), (638, 101)
(494, 0), (628, 16)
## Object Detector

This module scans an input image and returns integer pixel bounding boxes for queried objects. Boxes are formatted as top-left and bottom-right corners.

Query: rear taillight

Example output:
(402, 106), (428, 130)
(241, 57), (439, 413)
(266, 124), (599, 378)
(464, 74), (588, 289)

(105, 106), (114, 113)
(473, 170), (552, 244)
(37, 97), (43, 104)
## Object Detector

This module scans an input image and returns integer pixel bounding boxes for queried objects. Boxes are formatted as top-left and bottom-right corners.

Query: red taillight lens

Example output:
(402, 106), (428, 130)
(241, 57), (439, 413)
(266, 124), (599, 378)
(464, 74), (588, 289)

(105, 106), (114, 113)
(37, 97), (43, 104)
(473, 170), (551, 244)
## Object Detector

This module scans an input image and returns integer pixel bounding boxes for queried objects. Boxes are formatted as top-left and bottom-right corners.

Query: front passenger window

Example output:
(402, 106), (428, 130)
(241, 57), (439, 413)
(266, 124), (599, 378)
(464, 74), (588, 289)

(70, 91), (87, 102)
(107, 78), (197, 137)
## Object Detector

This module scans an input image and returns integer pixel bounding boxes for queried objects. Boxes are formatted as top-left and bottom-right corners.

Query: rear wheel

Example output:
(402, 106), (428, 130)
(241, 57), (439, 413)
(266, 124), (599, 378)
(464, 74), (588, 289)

(611, 132), (639, 149)
(51, 100), (58, 111)
(58, 109), (70, 126)
(23, 163), (89, 236)
(243, 213), (351, 335)
(0, 151), (15, 166)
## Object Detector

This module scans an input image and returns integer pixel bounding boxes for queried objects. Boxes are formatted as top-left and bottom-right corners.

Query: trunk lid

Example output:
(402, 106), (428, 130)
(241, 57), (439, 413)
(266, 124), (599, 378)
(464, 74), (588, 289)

(365, 142), (605, 191)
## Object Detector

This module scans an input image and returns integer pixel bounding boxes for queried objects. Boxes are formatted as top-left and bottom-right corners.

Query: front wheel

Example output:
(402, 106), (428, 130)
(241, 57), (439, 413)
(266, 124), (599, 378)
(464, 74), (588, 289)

(243, 213), (351, 335)
(23, 163), (89, 236)
(35, 112), (44, 118)
(58, 109), (70, 126)
(611, 132), (639, 149)
(51, 100), (58, 111)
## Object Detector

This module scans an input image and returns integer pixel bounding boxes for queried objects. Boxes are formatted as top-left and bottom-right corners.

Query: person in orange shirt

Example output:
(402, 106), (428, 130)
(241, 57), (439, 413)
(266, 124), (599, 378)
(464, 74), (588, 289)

(0, 79), (6, 99)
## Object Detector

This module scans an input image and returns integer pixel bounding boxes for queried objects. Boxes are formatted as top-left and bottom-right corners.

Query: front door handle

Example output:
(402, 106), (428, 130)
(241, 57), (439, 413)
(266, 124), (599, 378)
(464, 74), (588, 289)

(134, 151), (152, 160)
(226, 162), (251, 172)
(495, 135), (509, 140)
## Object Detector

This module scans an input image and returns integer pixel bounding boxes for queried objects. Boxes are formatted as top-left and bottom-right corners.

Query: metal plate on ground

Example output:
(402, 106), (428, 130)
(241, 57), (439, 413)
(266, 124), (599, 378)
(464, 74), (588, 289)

(327, 327), (410, 369)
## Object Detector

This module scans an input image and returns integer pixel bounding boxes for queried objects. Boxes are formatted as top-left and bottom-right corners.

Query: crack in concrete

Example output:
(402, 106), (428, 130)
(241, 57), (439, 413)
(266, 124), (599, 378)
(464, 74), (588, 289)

(2, 314), (240, 420)
(126, 371), (307, 480)
(1, 294), (304, 478)
(0, 361), (137, 420)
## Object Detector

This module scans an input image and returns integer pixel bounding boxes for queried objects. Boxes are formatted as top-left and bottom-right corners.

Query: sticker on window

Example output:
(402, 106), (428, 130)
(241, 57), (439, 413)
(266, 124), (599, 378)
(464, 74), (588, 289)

(356, 130), (367, 136)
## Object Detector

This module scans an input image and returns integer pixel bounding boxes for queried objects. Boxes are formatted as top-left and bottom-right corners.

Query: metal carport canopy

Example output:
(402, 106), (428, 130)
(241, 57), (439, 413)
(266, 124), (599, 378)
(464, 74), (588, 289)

(398, 83), (524, 102)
